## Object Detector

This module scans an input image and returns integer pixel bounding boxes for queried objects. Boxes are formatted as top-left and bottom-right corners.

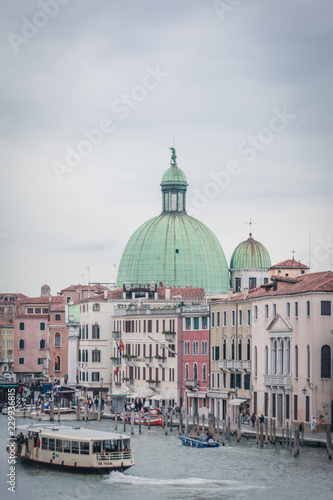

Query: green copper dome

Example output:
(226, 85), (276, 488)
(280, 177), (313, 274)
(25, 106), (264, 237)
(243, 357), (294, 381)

(116, 148), (229, 294)
(230, 234), (271, 270)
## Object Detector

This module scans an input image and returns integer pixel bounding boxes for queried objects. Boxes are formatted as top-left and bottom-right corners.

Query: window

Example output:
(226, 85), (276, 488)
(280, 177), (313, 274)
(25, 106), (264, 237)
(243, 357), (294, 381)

(223, 339), (226, 360)
(294, 345), (298, 378)
(247, 309), (251, 326)
(202, 316), (208, 329)
(193, 341), (199, 355)
(264, 346), (268, 375)
(185, 364), (189, 380)
(92, 350), (101, 362)
(54, 332), (61, 347)
(244, 373), (250, 390)
(55, 314), (61, 321)
(238, 339), (242, 360)
(217, 372), (220, 388)
(92, 372), (100, 382)
(239, 309), (242, 326)
(306, 301), (310, 317)
(235, 277), (241, 292)
(231, 310), (235, 326)
(264, 393), (269, 417)
(254, 305), (258, 320)
(211, 346), (215, 361)
(272, 393), (276, 418)
(285, 394), (290, 420)
(211, 312), (215, 327)
(168, 344), (175, 358)
(92, 324), (100, 339)
(42, 438), (48, 450)
(193, 362), (198, 380)
(56, 440), (62, 453)
(193, 317), (199, 330)
(71, 441), (79, 454)
(231, 339), (235, 360)
(307, 345), (310, 379)
(249, 277), (257, 290)
(295, 302), (298, 318)
(202, 364), (206, 381)
(55, 355), (61, 371)
(321, 301), (331, 316)
(93, 304), (100, 312)
(201, 341), (207, 355)
(273, 304), (276, 316)
(305, 396), (310, 422)
(184, 341), (190, 355)
(215, 345), (220, 361)
(321, 345), (331, 378)
(19, 322), (24, 331)
(211, 372), (215, 388)
(286, 303), (290, 317)
(254, 346), (257, 377)
(216, 312), (220, 327)
(223, 311), (226, 327)
(40, 339), (46, 349)
(38, 358), (45, 365)
(49, 438), (55, 451)
(80, 442), (90, 455)
(265, 305), (269, 319)
(230, 373), (235, 389)
(19, 338), (25, 349)
(236, 373), (242, 389)
(185, 318), (191, 330)
(247, 339), (251, 361)
(19, 357), (24, 365)
(40, 322), (45, 331)
(294, 395), (298, 421)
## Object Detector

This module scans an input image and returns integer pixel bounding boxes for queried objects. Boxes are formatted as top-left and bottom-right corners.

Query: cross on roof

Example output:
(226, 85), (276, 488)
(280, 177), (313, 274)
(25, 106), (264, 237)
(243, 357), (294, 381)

(291, 248), (296, 260)
(245, 218), (256, 237)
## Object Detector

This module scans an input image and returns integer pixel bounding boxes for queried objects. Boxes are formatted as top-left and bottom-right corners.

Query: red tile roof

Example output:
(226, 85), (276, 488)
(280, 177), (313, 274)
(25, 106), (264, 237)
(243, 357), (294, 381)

(270, 259), (309, 269)
(0, 320), (13, 327)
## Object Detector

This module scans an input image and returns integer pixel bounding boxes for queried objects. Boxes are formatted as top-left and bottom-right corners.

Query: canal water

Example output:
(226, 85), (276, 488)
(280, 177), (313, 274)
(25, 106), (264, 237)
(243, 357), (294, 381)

(0, 415), (332, 500)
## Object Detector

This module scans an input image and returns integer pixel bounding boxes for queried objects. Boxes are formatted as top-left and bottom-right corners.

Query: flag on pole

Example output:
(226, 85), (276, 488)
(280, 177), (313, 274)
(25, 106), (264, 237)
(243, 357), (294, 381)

(119, 340), (125, 352)
(114, 366), (119, 377)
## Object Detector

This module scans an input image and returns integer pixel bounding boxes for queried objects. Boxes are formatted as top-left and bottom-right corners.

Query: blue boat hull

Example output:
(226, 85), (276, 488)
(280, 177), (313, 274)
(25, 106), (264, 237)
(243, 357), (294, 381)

(178, 436), (219, 448)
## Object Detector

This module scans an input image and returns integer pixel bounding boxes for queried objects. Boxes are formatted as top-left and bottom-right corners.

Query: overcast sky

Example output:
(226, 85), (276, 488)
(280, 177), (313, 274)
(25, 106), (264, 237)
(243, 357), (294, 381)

(1, 0), (332, 297)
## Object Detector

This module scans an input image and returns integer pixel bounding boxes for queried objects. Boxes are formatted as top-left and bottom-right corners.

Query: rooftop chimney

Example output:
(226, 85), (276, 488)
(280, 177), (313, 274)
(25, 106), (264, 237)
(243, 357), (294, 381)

(165, 286), (171, 301)
(243, 287), (249, 299)
(228, 288), (233, 301)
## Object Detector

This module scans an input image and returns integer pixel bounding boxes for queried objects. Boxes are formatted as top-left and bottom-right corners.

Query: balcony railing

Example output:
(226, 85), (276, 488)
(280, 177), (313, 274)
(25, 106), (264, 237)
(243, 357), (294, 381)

(185, 379), (199, 389)
(144, 356), (153, 365)
(156, 356), (166, 366)
(264, 375), (292, 388)
(219, 360), (251, 372)
(112, 331), (121, 339)
(162, 331), (176, 341)
(147, 380), (159, 389)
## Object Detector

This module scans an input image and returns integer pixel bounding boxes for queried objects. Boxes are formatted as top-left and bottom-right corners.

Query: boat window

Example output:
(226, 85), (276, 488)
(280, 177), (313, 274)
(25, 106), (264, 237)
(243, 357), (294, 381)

(93, 441), (102, 453)
(48, 438), (55, 451)
(56, 439), (62, 452)
(63, 440), (71, 453)
(42, 437), (48, 450)
(71, 441), (79, 454)
(103, 440), (117, 452)
(80, 442), (90, 455)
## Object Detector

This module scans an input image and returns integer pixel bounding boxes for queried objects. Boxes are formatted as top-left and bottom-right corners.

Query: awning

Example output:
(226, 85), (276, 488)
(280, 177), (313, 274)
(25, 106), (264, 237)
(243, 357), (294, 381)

(228, 398), (249, 406)
(151, 394), (163, 401)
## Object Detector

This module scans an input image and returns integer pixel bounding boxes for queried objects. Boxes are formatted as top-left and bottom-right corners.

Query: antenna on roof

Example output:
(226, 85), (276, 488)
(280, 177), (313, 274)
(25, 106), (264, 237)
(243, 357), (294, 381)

(245, 218), (256, 237)
(291, 248), (296, 260)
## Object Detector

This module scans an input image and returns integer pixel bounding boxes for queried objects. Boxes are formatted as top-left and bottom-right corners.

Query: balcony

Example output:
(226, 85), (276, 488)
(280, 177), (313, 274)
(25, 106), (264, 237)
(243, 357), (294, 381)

(264, 374), (292, 388)
(155, 356), (166, 366)
(110, 357), (121, 366)
(112, 330), (121, 340)
(122, 355), (137, 366)
(162, 331), (176, 341)
(185, 379), (199, 390)
(123, 378), (134, 386)
(144, 356), (153, 365)
(219, 360), (251, 372)
(147, 379), (159, 389)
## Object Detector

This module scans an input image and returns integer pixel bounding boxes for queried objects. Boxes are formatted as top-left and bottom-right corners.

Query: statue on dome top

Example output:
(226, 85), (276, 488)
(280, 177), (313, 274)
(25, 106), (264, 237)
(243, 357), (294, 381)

(168, 146), (177, 165)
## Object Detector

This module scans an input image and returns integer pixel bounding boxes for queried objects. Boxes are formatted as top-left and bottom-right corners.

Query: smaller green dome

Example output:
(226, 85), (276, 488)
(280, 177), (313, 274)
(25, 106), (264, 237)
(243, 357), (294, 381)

(161, 165), (188, 186)
(230, 234), (271, 270)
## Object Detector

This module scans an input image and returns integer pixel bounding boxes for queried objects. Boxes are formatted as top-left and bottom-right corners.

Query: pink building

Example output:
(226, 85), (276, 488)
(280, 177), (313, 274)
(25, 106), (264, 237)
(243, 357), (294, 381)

(181, 305), (210, 417)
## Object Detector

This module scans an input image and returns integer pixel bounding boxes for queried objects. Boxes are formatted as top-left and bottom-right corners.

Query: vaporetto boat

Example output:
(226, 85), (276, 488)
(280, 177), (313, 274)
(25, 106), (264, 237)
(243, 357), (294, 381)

(10, 423), (135, 473)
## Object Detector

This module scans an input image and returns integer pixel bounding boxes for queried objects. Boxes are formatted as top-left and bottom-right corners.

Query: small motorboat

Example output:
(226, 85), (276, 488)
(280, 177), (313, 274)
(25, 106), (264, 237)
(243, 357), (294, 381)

(120, 411), (163, 426)
(178, 434), (220, 448)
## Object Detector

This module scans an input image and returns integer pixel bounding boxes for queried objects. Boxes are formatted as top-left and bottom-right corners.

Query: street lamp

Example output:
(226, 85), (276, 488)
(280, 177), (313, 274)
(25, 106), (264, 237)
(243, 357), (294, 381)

(100, 377), (104, 411)
(302, 382), (313, 395)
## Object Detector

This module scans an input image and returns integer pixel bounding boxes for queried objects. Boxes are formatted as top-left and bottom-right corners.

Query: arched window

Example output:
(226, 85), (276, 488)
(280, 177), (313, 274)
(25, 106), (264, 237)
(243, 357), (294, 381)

(279, 340), (284, 375)
(54, 332), (61, 347)
(247, 339), (250, 361)
(272, 340), (277, 374)
(321, 345), (331, 379)
(93, 304), (100, 312)
(223, 338), (226, 360)
(193, 362), (198, 380)
(185, 363), (189, 380)
(254, 346), (257, 377)
(202, 364), (206, 381)
(92, 324), (100, 339)
(307, 345), (310, 379)
(231, 338), (235, 360)
(286, 340), (290, 375)
(265, 345), (268, 375)
(55, 355), (61, 371)
(294, 345), (298, 378)
(18, 338), (25, 349)
(217, 372), (220, 388)
(40, 339), (46, 349)
(92, 349), (101, 362)
(238, 338), (242, 360)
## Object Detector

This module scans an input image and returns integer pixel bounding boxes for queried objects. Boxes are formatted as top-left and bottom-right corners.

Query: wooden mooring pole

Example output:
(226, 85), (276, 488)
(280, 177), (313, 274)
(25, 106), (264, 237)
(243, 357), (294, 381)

(114, 409), (118, 430)
(326, 426), (332, 460)
(260, 422), (264, 448)
(222, 419), (226, 446)
(265, 417), (268, 445)
(131, 410), (134, 435)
